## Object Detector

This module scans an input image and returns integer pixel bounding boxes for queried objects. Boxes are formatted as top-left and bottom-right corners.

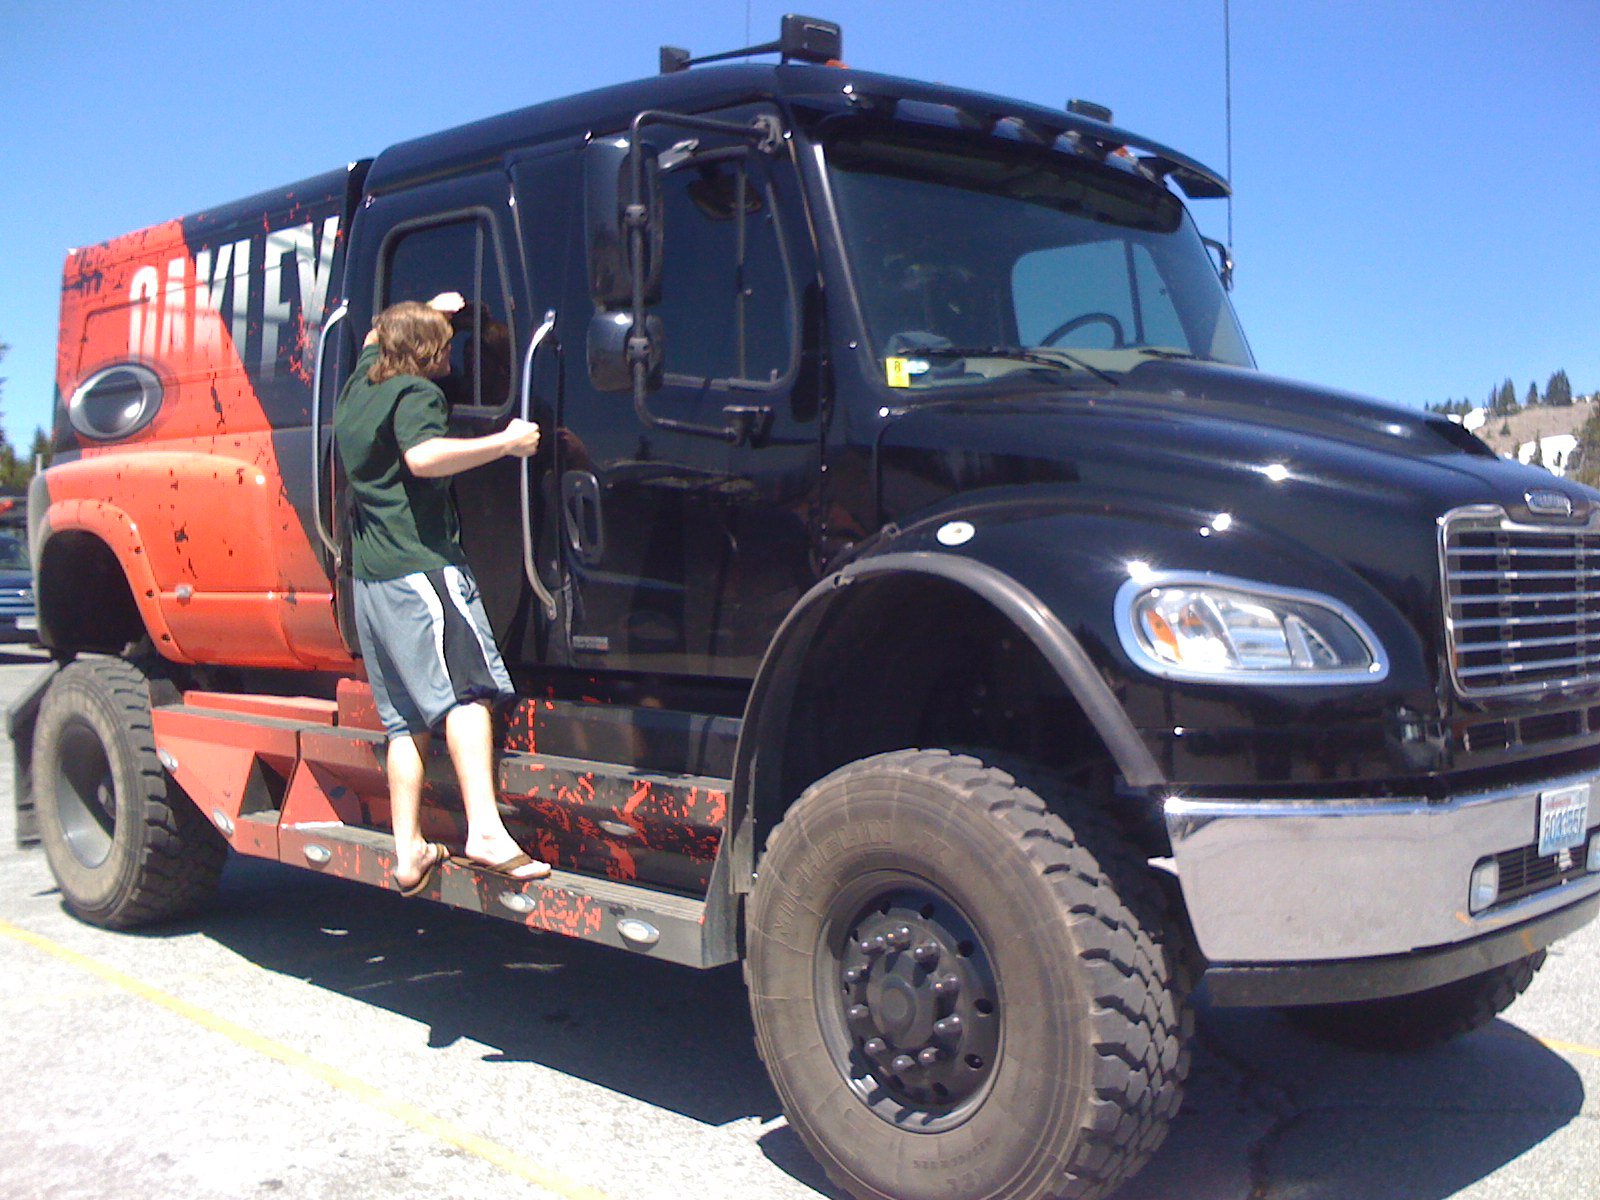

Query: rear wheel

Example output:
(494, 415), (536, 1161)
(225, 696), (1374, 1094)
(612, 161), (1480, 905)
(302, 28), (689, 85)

(1284, 953), (1546, 1052)
(747, 750), (1190, 1200)
(34, 656), (226, 928)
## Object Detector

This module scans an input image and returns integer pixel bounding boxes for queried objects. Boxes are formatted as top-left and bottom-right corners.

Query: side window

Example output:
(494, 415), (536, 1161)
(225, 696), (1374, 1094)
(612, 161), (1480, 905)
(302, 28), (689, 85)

(655, 156), (794, 385)
(382, 216), (513, 411)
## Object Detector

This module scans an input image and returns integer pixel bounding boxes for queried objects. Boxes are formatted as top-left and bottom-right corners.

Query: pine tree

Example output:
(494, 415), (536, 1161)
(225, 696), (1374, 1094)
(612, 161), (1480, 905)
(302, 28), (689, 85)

(1530, 439), (1546, 468)
(0, 341), (47, 489)
(1570, 407), (1600, 488)
(0, 339), (18, 490)
(1526, 381), (1541, 409)
(1492, 378), (1519, 414)
(1547, 369), (1574, 407)
(27, 427), (51, 474)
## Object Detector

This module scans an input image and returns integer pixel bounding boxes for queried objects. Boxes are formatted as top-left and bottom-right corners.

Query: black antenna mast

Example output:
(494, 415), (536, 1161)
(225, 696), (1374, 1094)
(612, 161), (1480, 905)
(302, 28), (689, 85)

(1224, 0), (1234, 252)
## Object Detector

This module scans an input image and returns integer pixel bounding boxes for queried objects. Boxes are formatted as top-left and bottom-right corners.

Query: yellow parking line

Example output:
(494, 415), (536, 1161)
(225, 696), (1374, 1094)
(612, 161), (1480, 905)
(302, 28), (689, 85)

(1531, 1033), (1600, 1061)
(0, 920), (611, 1200)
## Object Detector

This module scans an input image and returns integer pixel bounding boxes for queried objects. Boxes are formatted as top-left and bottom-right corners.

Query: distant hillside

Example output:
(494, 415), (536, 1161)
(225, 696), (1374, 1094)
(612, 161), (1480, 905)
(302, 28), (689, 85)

(1460, 400), (1598, 476)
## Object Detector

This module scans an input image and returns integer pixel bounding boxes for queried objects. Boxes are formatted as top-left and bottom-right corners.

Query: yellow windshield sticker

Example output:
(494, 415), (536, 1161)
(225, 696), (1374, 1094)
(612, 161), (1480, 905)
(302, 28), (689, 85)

(885, 357), (912, 388)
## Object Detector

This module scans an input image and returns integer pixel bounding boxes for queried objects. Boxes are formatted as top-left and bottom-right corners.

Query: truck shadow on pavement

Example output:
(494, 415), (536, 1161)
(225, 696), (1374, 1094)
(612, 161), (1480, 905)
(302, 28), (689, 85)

(175, 857), (1582, 1200)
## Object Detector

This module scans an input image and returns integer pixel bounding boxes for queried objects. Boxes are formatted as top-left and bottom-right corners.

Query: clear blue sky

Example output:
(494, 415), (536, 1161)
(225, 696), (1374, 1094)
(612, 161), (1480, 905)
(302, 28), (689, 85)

(2, 1), (1596, 447)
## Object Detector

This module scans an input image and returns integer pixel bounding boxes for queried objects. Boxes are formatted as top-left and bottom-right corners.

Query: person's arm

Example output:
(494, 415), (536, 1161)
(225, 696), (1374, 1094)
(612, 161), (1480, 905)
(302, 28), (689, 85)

(403, 420), (541, 478)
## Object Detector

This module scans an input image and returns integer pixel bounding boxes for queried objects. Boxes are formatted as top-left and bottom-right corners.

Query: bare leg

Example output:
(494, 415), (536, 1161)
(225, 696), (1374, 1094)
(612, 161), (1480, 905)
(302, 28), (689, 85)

(388, 732), (440, 887)
(445, 701), (549, 878)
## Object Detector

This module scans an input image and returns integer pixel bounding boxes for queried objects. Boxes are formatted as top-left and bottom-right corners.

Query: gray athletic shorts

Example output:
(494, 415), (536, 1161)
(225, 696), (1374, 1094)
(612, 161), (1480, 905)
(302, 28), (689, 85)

(353, 564), (516, 740)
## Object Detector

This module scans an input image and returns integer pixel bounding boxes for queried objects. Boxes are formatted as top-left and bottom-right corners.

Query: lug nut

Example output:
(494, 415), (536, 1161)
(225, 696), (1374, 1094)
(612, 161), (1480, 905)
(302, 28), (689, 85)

(933, 974), (961, 998)
(847, 1004), (870, 1022)
(912, 941), (941, 965)
(843, 966), (866, 985)
(860, 935), (886, 956)
(934, 1015), (963, 1039)
(887, 925), (912, 950)
(863, 1037), (888, 1058)
(891, 1054), (916, 1074)
(918, 1046), (941, 1067)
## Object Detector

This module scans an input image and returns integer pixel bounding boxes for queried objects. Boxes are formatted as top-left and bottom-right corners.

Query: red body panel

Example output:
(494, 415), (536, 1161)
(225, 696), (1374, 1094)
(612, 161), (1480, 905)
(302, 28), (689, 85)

(50, 190), (354, 670)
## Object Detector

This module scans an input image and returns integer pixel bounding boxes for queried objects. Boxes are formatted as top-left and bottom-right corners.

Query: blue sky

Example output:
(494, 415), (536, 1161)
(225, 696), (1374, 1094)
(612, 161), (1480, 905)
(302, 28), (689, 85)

(2, 1), (1596, 447)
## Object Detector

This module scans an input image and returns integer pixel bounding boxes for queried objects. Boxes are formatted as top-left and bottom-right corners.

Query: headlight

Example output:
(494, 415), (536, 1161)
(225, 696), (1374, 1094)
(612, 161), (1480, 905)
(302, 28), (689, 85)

(1115, 573), (1388, 684)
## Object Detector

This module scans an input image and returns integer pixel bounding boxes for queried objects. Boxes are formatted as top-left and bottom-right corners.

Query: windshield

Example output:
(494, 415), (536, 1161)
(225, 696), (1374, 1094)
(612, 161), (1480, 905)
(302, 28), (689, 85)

(823, 126), (1253, 392)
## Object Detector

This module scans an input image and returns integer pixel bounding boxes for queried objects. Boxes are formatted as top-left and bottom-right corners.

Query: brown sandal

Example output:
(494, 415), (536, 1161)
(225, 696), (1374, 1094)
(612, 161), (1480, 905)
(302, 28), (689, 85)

(395, 843), (448, 898)
(451, 851), (551, 882)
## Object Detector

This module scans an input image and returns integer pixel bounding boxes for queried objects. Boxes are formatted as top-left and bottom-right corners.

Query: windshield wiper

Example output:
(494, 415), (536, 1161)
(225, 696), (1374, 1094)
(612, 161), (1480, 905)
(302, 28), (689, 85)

(912, 345), (1119, 388)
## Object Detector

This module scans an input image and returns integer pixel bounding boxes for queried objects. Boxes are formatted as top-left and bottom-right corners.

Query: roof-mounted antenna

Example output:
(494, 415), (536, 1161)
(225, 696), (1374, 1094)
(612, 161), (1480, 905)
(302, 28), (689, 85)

(661, 14), (841, 74)
(1223, 0), (1234, 253)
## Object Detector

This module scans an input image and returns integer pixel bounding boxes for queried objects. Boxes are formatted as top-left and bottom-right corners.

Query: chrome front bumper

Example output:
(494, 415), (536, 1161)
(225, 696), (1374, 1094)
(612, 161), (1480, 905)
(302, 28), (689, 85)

(1166, 770), (1600, 964)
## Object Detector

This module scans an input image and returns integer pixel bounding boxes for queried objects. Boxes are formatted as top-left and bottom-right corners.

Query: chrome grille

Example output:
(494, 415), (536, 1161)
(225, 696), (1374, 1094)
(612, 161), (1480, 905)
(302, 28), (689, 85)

(1442, 506), (1600, 697)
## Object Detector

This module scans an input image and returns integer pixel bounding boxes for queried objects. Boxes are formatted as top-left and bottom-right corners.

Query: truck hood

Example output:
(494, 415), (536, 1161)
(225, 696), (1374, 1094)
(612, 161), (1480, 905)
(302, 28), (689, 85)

(877, 359), (1586, 527)
(874, 360), (1598, 649)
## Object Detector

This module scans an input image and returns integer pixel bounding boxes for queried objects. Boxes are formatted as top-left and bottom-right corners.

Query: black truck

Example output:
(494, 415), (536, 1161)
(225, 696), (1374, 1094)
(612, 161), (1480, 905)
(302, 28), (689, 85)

(18, 16), (1600, 1200)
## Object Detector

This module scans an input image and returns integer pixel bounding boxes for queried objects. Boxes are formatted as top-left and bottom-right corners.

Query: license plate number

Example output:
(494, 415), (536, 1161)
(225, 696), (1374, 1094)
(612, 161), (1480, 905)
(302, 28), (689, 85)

(1538, 784), (1591, 858)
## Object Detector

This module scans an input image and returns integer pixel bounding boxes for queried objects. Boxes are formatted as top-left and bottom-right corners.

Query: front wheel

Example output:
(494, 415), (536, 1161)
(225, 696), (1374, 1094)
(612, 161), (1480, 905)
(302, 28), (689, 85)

(34, 656), (227, 928)
(747, 750), (1190, 1200)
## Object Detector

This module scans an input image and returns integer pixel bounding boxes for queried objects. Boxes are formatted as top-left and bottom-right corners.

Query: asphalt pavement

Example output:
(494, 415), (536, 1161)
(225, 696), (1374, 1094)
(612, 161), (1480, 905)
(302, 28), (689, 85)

(1, 648), (1597, 1200)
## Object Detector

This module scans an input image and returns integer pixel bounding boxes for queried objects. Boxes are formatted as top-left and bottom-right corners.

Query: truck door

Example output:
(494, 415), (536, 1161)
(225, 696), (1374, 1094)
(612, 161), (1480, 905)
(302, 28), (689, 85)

(558, 108), (824, 679)
(332, 167), (553, 668)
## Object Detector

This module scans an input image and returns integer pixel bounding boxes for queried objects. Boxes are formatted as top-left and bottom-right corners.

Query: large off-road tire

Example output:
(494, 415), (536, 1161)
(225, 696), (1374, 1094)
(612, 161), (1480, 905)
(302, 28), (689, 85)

(34, 656), (227, 928)
(1284, 952), (1546, 1053)
(747, 750), (1191, 1200)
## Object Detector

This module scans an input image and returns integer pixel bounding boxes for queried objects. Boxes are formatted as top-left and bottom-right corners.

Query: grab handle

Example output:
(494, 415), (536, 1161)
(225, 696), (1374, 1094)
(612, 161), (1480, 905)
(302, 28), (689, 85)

(519, 310), (560, 621)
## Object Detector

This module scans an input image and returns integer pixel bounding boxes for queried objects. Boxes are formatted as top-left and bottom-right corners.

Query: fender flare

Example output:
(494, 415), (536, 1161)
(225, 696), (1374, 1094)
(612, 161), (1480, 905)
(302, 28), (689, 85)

(35, 499), (190, 662)
(727, 550), (1164, 886)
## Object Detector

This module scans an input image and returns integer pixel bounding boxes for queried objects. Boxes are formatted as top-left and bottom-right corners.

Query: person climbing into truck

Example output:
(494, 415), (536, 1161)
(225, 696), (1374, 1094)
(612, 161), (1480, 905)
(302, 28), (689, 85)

(334, 294), (548, 893)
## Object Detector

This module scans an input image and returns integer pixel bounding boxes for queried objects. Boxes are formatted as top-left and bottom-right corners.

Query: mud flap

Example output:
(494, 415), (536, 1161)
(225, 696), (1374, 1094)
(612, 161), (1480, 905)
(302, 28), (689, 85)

(8, 664), (58, 848)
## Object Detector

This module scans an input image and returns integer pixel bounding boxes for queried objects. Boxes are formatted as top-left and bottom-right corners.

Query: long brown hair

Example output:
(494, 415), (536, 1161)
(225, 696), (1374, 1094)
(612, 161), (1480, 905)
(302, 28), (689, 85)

(368, 302), (452, 384)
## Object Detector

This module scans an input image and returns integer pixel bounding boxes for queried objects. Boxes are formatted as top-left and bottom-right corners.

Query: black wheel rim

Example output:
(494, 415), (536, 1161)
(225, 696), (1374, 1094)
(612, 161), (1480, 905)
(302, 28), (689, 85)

(815, 872), (1002, 1132)
(53, 717), (116, 869)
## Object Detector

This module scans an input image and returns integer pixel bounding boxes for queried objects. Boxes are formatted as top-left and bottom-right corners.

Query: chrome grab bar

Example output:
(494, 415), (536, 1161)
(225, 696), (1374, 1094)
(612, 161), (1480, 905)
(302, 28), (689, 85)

(520, 310), (559, 620)
(309, 302), (349, 557)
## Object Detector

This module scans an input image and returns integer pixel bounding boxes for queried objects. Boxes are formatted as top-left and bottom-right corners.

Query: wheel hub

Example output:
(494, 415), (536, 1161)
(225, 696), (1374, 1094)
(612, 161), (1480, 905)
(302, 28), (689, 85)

(827, 886), (1001, 1126)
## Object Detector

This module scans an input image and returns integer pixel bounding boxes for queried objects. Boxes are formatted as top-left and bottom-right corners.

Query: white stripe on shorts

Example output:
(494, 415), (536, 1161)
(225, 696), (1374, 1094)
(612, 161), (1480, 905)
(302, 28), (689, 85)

(404, 570), (449, 676)
(440, 564), (498, 677)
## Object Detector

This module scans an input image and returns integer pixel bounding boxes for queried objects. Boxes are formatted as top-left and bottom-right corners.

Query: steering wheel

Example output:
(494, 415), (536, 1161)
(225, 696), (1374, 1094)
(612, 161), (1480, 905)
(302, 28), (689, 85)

(1041, 311), (1127, 348)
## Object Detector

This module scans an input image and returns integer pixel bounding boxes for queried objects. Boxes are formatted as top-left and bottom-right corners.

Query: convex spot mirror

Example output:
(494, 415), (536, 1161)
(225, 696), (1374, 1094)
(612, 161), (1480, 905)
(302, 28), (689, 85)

(586, 137), (663, 309)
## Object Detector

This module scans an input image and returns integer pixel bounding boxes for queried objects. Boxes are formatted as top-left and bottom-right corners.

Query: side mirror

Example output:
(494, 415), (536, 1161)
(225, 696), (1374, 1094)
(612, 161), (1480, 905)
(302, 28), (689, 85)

(587, 310), (663, 393)
(1202, 236), (1234, 291)
(585, 138), (662, 309)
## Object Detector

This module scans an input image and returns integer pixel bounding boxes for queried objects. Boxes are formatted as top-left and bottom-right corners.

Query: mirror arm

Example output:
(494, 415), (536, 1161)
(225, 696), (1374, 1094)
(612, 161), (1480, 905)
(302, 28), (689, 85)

(625, 107), (782, 443)
(1202, 235), (1235, 291)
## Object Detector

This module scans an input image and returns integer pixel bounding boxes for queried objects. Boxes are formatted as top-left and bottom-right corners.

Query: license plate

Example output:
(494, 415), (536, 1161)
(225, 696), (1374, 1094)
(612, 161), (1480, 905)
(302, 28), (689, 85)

(1538, 784), (1591, 858)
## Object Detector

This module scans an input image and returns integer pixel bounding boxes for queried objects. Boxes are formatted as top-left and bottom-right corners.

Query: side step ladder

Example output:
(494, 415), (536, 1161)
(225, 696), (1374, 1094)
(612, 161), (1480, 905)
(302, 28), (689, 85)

(149, 688), (739, 969)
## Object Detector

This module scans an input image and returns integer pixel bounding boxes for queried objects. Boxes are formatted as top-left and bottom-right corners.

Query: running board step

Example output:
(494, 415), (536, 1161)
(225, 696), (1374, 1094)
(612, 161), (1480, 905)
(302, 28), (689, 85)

(280, 822), (726, 967)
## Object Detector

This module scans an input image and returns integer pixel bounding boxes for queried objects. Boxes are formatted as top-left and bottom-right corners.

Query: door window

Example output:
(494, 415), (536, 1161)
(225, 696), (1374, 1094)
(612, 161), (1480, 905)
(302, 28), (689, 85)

(654, 156), (795, 386)
(381, 215), (514, 412)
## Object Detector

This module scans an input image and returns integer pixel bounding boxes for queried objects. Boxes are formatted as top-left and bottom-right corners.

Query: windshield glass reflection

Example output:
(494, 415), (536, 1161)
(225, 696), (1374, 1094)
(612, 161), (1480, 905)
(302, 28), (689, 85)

(824, 127), (1253, 392)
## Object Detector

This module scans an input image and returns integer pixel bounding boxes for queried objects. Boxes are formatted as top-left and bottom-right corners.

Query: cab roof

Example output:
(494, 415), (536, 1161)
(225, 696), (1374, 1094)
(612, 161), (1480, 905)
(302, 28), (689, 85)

(363, 62), (1229, 200)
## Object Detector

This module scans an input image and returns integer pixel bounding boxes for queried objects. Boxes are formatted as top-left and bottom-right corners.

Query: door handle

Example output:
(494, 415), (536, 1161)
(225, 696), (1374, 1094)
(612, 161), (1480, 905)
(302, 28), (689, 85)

(519, 310), (559, 620)
(562, 471), (604, 565)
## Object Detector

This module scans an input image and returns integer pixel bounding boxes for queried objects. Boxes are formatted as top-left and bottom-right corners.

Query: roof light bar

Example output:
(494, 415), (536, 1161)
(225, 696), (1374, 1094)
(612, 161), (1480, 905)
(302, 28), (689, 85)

(661, 13), (842, 74)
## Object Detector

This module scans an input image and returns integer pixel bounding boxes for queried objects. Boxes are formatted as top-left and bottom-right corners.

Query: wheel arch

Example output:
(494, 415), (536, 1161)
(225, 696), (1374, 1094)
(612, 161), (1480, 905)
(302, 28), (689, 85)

(730, 551), (1165, 885)
(35, 502), (184, 660)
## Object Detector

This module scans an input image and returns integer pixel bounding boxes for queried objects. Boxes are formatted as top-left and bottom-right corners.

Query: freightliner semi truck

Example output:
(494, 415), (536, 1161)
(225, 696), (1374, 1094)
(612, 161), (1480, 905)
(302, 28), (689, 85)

(15, 17), (1600, 1200)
